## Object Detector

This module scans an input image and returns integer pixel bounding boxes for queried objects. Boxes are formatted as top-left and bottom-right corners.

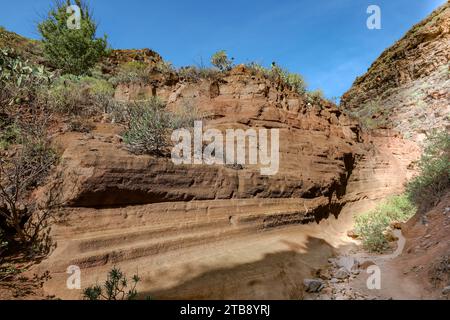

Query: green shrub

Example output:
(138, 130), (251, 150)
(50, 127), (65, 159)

(0, 49), (53, 107)
(306, 89), (325, 103)
(178, 65), (220, 82)
(354, 131), (449, 253)
(211, 50), (234, 72)
(42, 75), (114, 115)
(245, 62), (307, 95)
(155, 60), (175, 74)
(122, 98), (201, 156)
(83, 267), (140, 300)
(406, 131), (450, 211)
(245, 62), (270, 77)
(285, 72), (307, 95)
(110, 61), (151, 85)
(123, 98), (173, 155)
(354, 195), (416, 252)
(38, 0), (108, 75)
(271, 65), (307, 95)
(0, 120), (20, 150)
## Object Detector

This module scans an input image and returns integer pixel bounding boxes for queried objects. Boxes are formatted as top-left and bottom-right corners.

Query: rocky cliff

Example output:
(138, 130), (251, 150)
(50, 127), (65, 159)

(2, 3), (445, 300)
(341, 2), (449, 142)
(34, 60), (421, 299)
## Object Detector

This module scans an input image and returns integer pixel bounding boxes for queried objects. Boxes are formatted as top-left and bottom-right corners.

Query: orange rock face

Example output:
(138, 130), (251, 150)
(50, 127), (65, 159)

(36, 65), (421, 299)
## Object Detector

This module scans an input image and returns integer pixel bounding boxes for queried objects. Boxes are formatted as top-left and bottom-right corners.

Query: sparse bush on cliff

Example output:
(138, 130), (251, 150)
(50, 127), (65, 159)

(306, 89), (325, 103)
(122, 98), (201, 156)
(42, 75), (114, 116)
(110, 61), (151, 85)
(272, 65), (307, 95)
(406, 130), (450, 212)
(211, 50), (234, 72)
(245, 62), (269, 77)
(155, 60), (175, 74)
(38, 0), (108, 75)
(110, 60), (175, 85)
(123, 98), (173, 155)
(83, 266), (140, 300)
(178, 65), (220, 82)
(354, 195), (416, 252)
(245, 62), (307, 95)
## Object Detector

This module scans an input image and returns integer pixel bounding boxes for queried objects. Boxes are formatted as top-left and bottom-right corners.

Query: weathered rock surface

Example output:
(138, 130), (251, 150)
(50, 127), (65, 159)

(341, 2), (450, 141)
(35, 4), (448, 300)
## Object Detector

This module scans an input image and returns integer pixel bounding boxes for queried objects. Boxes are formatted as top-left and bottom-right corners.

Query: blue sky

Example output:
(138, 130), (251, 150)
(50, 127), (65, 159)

(0, 0), (447, 98)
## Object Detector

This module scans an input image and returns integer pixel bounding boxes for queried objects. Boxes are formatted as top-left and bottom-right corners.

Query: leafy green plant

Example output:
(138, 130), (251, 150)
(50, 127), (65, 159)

(38, 0), (108, 75)
(211, 50), (234, 72)
(354, 195), (416, 252)
(0, 49), (52, 107)
(83, 267), (140, 300)
(406, 131), (450, 211)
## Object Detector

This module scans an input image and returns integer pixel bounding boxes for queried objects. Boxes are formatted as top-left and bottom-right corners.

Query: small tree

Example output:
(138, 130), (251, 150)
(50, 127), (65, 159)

(83, 267), (140, 300)
(38, 0), (108, 75)
(211, 50), (233, 72)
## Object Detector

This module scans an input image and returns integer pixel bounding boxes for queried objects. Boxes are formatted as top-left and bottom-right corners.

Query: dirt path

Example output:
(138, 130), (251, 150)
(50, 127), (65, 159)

(308, 229), (434, 300)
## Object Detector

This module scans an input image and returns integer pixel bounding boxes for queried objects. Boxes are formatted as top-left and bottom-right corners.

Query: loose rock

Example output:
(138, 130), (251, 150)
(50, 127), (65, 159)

(303, 279), (325, 293)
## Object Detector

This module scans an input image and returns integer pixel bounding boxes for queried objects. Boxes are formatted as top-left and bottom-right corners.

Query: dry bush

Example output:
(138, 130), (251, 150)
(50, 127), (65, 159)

(40, 75), (114, 117)
(0, 117), (58, 256)
(177, 65), (221, 82)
